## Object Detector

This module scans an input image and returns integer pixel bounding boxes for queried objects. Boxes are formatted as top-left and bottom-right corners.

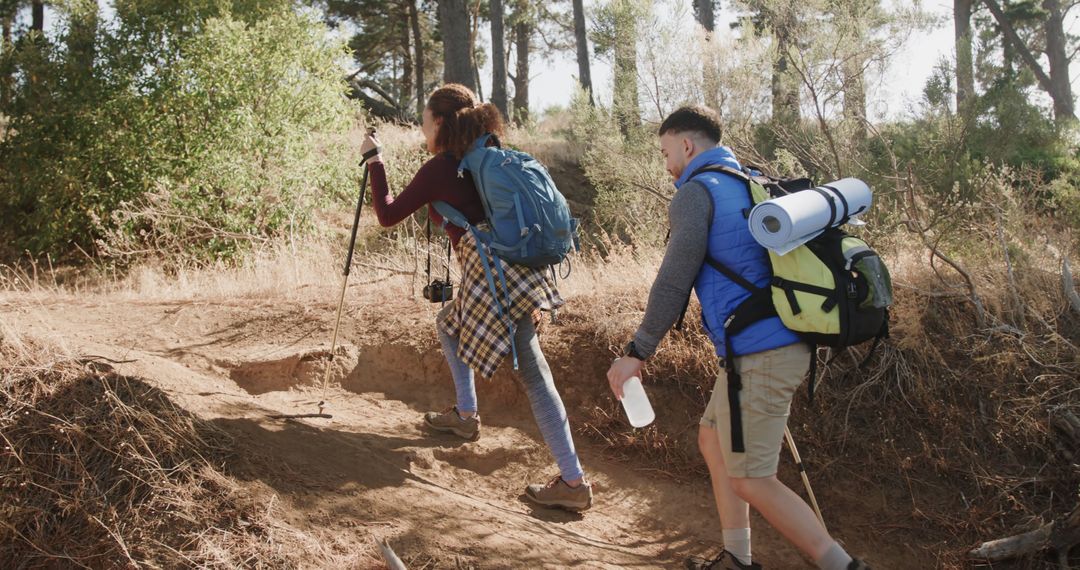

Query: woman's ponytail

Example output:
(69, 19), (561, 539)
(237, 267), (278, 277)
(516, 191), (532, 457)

(428, 85), (506, 159)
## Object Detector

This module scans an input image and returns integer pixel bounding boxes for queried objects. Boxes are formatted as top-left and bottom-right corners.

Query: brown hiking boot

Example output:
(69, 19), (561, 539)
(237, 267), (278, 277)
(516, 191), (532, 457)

(524, 475), (593, 512)
(685, 551), (762, 570)
(423, 407), (480, 441)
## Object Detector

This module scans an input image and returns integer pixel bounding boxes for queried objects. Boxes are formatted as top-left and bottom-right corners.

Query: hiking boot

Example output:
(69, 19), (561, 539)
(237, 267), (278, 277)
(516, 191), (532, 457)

(524, 475), (593, 512)
(847, 560), (871, 570)
(423, 407), (480, 441)
(685, 550), (762, 570)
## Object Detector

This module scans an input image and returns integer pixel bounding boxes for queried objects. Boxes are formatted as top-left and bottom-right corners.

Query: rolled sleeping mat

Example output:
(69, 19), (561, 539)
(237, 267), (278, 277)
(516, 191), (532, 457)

(748, 178), (872, 255)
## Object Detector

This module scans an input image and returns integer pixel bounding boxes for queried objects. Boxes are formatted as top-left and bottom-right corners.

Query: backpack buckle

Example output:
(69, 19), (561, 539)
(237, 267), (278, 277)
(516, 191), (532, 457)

(846, 282), (858, 299)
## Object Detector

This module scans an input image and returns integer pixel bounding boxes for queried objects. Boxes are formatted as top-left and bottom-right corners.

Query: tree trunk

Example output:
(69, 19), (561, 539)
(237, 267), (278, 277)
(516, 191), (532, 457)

(572, 0), (593, 105)
(613, 0), (639, 136)
(954, 0), (975, 113)
(770, 8), (800, 124)
(438, 0), (476, 90)
(842, 57), (866, 139)
(841, 2), (866, 139)
(32, 1), (44, 32)
(980, 0), (1075, 123)
(490, 0), (508, 118)
(469, 0), (483, 101)
(512, 14), (530, 124)
(693, 0), (715, 30)
(771, 44), (799, 123)
(695, 0), (719, 111)
(400, 2), (413, 113)
(410, 0), (425, 117)
(67, 1), (98, 75)
(1042, 0), (1074, 123)
(1, 15), (11, 108)
(1001, 25), (1015, 76)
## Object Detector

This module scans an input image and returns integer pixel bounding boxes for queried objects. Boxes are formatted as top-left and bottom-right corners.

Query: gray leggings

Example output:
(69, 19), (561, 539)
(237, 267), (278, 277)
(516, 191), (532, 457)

(437, 305), (585, 481)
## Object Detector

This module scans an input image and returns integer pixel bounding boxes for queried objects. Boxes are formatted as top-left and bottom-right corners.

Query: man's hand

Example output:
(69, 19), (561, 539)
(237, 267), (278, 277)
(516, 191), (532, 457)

(607, 357), (643, 400)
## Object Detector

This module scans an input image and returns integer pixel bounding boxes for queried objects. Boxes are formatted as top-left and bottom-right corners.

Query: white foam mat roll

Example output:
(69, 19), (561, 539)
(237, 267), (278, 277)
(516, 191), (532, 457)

(748, 178), (872, 255)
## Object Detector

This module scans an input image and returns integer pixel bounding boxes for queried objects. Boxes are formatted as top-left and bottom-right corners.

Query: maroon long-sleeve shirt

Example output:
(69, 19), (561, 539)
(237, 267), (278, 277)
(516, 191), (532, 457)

(369, 153), (486, 247)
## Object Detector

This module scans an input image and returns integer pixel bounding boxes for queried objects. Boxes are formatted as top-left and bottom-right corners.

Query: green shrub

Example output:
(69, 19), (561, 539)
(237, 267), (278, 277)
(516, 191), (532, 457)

(568, 91), (671, 248)
(0, 5), (360, 265)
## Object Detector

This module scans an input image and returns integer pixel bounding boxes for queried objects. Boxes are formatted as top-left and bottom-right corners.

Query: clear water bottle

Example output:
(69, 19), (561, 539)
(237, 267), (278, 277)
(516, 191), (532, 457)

(620, 376), (655, 428)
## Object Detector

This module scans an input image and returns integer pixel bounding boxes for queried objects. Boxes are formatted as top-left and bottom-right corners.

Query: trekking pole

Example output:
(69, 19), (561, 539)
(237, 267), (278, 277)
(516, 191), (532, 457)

(784, 426), (828, 533)
(317, 130), (379, 417)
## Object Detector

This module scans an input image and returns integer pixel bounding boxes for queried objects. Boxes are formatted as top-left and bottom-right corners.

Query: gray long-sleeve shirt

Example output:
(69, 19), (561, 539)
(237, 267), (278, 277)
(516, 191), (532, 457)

(631, 180), (714, 358)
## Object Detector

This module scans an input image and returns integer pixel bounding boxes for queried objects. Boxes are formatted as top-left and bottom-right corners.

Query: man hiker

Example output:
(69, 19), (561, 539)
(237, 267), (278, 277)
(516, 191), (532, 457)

(605, 106), (871, 570)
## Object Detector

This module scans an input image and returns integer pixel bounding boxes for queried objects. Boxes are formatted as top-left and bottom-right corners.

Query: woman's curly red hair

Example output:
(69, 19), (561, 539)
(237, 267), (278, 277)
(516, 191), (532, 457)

(427, 83), (505, 159)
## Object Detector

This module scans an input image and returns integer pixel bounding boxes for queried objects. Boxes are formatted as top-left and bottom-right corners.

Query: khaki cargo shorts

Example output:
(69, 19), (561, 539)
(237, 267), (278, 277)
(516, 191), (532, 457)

(700, 342), (811, 478)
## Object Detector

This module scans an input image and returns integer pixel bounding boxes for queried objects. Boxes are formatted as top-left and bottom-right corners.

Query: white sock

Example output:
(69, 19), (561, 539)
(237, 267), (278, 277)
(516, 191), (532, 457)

(722, 528), (752, 565)
(815, 542), (853, 570)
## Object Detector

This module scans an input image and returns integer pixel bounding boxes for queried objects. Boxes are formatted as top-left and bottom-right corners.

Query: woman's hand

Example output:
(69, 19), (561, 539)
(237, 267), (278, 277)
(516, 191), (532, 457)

(360, 132), (382, 164)
(607, 357), (643, 400)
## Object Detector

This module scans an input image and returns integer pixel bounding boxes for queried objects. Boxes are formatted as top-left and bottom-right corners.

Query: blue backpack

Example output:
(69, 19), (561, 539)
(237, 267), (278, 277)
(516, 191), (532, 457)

(433, 133), (579, 369)
(433, 134), (578, 267)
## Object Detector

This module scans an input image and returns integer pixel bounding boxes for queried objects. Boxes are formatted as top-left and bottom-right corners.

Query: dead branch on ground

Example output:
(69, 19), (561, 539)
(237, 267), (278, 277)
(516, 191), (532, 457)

(969, 504), (1080, 566)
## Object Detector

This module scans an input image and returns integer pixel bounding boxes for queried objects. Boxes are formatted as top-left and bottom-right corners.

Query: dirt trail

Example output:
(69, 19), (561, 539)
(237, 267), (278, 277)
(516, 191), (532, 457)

(2, 294), (845, 569)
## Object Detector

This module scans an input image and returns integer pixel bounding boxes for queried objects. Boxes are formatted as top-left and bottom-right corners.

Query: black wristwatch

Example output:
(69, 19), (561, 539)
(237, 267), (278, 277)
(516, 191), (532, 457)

(624, 341), (648, 361)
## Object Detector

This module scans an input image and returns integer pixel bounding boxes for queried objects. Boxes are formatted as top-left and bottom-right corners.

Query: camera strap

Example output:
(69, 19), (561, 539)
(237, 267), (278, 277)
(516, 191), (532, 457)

(426, 214), (452, 286)
(425, 217), (432, 284)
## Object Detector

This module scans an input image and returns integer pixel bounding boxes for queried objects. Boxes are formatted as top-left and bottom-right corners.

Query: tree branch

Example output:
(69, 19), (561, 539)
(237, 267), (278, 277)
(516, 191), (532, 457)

(900, 167), (987, 328)
(980, 0), (1056, 94)
(356, 78), (401, 108)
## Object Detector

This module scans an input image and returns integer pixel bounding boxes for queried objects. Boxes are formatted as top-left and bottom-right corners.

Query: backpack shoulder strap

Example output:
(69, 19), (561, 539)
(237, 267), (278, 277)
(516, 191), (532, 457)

(673, 180), (763, 331)
(432, 200), (471, 230)
(687, 164), (751, 183)
(695, 183), (765, 294)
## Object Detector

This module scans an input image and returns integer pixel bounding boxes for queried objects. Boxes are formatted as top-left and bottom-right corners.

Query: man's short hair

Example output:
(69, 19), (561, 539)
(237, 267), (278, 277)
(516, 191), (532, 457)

(658, 105), (722, 144)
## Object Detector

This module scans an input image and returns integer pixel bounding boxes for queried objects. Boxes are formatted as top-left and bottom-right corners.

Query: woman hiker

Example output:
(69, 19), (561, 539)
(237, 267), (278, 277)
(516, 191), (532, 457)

(358, 83), (592, 512)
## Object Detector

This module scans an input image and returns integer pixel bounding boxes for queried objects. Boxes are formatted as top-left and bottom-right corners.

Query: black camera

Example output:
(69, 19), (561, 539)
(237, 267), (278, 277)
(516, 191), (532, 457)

(422, 279), (453, 303)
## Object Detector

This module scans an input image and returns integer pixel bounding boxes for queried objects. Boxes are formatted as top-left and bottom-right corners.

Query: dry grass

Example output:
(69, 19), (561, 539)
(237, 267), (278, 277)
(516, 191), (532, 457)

(0, 326), (376, 569)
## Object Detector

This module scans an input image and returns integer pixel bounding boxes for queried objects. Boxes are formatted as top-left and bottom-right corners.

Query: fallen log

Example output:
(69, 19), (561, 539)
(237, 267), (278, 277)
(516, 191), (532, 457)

(1065, 258), (1080, 317)
(1051, 409), (1080, 463)
(969, 505), (1080, 563)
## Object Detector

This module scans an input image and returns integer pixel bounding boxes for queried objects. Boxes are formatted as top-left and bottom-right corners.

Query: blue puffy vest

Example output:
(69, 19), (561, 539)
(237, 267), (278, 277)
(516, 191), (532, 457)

(682, 148), (800, 358)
